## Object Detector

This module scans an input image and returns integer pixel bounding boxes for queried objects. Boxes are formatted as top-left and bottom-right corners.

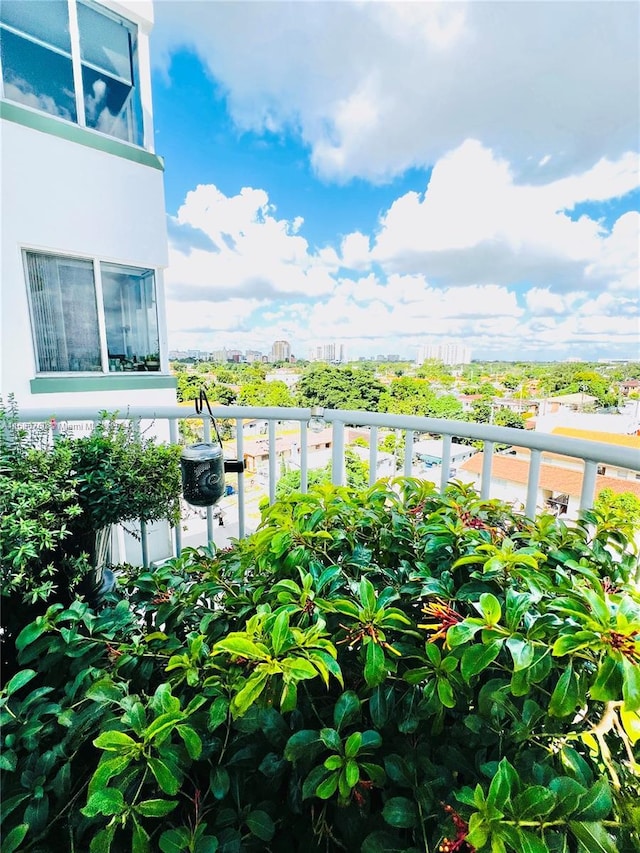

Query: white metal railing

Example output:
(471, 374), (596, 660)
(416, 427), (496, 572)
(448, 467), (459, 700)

(15, 405), (640, 565)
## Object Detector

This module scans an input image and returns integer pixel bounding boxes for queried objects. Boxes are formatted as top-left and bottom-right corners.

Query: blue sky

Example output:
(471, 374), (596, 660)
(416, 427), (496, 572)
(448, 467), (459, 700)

(150, 1), (639, 362)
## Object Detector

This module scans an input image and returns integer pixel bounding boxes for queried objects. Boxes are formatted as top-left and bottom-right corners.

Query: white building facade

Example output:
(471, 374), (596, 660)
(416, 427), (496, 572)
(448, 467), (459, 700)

(416, 343), (472, 366)
(0, 0), (176, 410)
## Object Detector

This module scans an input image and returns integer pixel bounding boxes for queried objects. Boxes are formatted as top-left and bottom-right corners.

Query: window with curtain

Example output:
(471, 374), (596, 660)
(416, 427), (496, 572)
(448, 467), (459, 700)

(25, 251), (160, 373)
(0, 0), (144, 147)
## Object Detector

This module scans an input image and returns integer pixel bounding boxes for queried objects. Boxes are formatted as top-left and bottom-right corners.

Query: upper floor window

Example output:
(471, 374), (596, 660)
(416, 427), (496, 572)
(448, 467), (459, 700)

(0, 0), (143, 146)
(25, 250), (160, 374)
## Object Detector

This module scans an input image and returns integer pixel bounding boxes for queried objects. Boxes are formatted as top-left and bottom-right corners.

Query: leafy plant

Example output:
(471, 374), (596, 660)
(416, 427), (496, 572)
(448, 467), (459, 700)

(1, 478), (639, 852)
(0, 399), (182, 680)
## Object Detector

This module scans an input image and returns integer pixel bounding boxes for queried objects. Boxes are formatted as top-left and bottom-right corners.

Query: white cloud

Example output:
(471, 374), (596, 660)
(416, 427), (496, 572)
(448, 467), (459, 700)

(153, 0), (638, 183)
(371, 140), (638, 292)
(167, 184), (336, 300)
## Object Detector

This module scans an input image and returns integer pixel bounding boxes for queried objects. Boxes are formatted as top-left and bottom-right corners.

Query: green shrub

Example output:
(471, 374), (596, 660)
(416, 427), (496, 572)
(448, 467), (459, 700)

(0, 399), (182, 681)
(1, 479), (639, 852)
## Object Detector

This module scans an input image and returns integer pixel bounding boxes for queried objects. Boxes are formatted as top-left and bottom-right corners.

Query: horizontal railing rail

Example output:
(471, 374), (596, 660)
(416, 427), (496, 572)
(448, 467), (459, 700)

(14, 405), (640, 564)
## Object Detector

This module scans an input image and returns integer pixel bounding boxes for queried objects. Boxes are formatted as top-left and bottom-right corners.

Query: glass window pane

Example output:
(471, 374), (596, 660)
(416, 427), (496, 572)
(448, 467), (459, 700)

(101, 264), (160, 372)
(26, 252), (102, 372)
(78, 2), (132, 83)
(0, 1), (70, 53)
(1, 29), (76, 121)
(82, 64), (142, 145)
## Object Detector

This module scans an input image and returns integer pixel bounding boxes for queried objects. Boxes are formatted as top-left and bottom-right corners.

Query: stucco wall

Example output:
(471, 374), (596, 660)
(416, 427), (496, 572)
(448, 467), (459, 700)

(1, 117), (174, 410)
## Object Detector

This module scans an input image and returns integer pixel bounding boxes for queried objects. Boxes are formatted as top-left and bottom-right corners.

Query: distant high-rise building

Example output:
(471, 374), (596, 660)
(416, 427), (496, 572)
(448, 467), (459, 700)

(245, 350), (263, 363)
(416, 343), (471, 366)
(271, 340), (291, 362)
(309, 341), (346, 363)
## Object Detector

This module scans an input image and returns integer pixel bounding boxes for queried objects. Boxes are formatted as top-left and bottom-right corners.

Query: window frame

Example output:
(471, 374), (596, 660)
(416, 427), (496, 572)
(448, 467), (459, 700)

(22, 246), (162, 376)
(0, 0), (144, 148)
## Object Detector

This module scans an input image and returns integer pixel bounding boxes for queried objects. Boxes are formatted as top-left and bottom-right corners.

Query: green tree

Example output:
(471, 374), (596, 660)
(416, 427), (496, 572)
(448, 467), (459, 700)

(297, 365), (386, 411)
(239, 380), (294, 408)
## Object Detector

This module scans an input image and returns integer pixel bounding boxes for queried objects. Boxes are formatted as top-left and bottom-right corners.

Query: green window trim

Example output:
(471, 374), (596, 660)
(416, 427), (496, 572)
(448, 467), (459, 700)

(30, 374), (177, 394)
(0, 100), (164, 170)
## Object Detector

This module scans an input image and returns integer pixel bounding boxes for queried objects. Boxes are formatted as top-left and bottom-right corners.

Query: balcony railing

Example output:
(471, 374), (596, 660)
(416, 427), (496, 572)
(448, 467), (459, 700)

(17, 405), (640, 565)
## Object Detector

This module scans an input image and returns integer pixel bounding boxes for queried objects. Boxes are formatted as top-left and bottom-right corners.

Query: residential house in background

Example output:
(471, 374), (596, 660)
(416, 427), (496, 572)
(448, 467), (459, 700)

(0, 0), (176, 411)
(459, 429), (640, 519)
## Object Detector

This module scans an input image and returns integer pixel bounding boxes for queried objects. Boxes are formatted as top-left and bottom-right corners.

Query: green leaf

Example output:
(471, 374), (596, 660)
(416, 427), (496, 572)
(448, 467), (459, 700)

(513, 828), (549, 853)
(4, 669), (37, 696)
(447, 621), (482, 647)
(316, 773), (339, 799)
(345, 759), (360, 787)
(284, 730), (323, 762)
(590, 657), (622, 702)
(210, 766), (230, 800)
(82, 788), (126, 817)
(361, 831), (406, 853)
(85, 678), (124, 703)
(548, 777), (587, 817)
(479, 593), (501, 625)
(572, 779), (613, 821)
(245, 810), (275, 842)
(231, 670), (269, 717)
(369, 686), (391, 728)
(145, 711), (184, 743)
(345, 732), (362, 758)
(132, 817), (150, 853)
(506, 636), (535, 671)
(148, 757), (180, 795)
(14, 619), (47, 651)
(460, 641), (502, 682)
(364, 641), (386, 687)
(1, 824), (28, 853)
(382, 796), (418, 828)
(136, 799), (179, 817)
(271, 610), (290, 657)
(487, 758), (518, 810)
(208, 697), (229, 731)
(512, 786), (557, 819)
(569, 822), (618, 853)
(90, 826), (116, 853)
(177, 725), (202, 759)
(552, 632), (598, 657)
(622, 656), (640, 711)
(359, 577), (377, 613)
(559, 746), (593, 786)
(548, 664), (579, 717)
(320, 727), (342, 752)
(159, 828), (191, 853)
(88, 754), (133, 797)
(333, 691), (361, 730)
(437, 677), (455, 708)
(214, 636), (269, 660)
(93, 730), (139, 752)
(360, 729), (382, 750)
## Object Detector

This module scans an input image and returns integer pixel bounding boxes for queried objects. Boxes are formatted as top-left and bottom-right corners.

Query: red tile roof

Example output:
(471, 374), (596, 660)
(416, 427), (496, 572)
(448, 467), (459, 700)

(459, 453), (640, 498)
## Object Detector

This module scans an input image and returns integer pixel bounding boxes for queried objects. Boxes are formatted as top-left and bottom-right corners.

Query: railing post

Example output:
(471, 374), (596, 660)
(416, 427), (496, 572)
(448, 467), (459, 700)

(332, 420), (345, 485)
(268, 419), (277, 504)
(440, 435), (452, 492)
(169, 418), (182, 556)
(404, 430), (414, 477)
(140, 519), (149, 568)
(481, 442), (494, 500)
(580, 460), (598, 511)
(369, 426), (378, 486)
(236, 418), (245, 539)
(525, 449), (542, 518)
(300, 421), (308, 493)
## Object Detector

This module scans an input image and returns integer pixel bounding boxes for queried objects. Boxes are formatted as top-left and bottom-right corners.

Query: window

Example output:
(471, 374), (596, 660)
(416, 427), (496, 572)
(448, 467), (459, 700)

(0, 0), (143, 146)
(25, 250), (160, 373)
